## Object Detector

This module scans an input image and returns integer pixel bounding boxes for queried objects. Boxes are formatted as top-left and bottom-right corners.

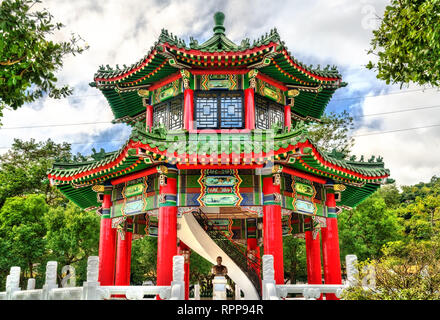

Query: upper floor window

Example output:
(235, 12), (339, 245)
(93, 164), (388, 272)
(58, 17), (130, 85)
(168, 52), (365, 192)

(255, 94), (284, 130)
(194, 91), (244, 129)
(152, 95), (183, 130)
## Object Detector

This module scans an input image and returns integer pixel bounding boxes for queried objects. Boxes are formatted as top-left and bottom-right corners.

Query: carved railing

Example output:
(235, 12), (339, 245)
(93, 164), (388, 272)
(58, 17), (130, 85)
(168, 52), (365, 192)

(193, 210), (262, 297)
(261, 254), (369, 300)
(0, 255), (185, 300)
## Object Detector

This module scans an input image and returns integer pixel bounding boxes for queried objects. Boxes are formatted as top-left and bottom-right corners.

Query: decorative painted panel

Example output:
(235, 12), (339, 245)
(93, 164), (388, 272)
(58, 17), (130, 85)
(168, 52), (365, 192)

(111, 174), (159, 218)
(151, 78), (182, 104)
(255, 78), (284, 104)
(196, 74), (242, 90)
(198, 169), (243, 207)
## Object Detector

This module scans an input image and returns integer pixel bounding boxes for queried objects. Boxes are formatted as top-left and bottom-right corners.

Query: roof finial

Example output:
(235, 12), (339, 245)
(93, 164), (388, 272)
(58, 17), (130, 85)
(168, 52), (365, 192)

(213, 11), (225, 35)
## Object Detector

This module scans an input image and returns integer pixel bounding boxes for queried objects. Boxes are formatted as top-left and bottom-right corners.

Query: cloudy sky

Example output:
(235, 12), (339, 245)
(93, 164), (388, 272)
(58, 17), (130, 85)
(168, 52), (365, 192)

(1, 0), (439, 186)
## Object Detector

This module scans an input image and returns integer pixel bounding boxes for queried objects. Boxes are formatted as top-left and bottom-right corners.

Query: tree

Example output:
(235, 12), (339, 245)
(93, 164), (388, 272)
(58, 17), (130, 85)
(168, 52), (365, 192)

(283, 236), (307, 285)
(366, 0), (440, 87)
(130, 237), (158, 285)
(306, 110), (355, 157)
(342, 238), (440, 300)
(43, 202), (100, 284)
(0, 138), (72, 207)
(338, 188), (404, 261)
(0, 0), (88, 122)
(0, 194), (48, 288)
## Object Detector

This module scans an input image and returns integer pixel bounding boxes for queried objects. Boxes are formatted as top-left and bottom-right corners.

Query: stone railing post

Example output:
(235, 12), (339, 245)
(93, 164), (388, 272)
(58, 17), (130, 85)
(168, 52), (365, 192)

(262, 255), (279, 300)
(194, 283), (200, 300)
(170, 255), (185, 300)
(82, 256), (109, 300)
(27, 278), (36, 290)
(42, 261), (58, 300)
(235, 284), (241, 300)
(6, 266), (21, 300)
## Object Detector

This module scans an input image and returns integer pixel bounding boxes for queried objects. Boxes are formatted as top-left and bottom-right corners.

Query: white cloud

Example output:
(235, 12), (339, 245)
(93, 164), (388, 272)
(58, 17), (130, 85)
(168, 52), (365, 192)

(1, 0), (439, 186)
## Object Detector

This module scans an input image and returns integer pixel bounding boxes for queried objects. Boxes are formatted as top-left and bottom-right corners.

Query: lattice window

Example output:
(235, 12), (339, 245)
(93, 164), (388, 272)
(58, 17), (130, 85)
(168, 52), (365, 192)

(195, 92), (218, 129)
(220, 92), (243, 128)
(195, 91), (244, 129)
(152, 95), (183, 130)
(255, 94), (285, 130)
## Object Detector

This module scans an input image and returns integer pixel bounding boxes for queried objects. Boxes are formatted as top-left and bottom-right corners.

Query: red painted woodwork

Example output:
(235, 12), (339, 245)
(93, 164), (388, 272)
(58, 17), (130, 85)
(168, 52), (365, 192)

(262, 176), (284, 284)
(189, 69), (249, 75)
(284, 105), (292, 132)
(156, 175), (178, 296)
(177, 164), (263, 170)
(110, 166), (159, 185)
(281, 166), (327, 184)
(98, 194), (116, 286)
(183, 89), (194, 131)
(164, 43), (277, 60)
(146, 105), (153, 132)
(115, 228), (133, 286)
(321, 192), (342, 300)
(305, 218), (323, 300)
(244, 88), (256, 130)
(247, 238), (261, 276)
(256, 72), (288, 91)
(148, 72), (182, 91)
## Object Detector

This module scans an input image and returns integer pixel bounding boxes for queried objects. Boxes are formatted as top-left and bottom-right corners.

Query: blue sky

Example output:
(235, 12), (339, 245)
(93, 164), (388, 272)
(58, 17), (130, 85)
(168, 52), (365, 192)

(1, 0), (440, 186)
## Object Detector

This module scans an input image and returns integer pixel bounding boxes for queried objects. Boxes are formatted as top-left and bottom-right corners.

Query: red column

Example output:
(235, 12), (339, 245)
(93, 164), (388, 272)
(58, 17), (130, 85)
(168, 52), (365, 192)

(98, 191), (117, 285)
(321, 192), (342, 300)
(178, 241), (190, 300)
(244, 88), (255, 130)
(262, 176), (284, 284)
(115, 219), (133, 286)
(157, 169), (178, 295)
(284, 105), (291, 132)
(305, 217), (323, 299)
(247, 238), (260, 276)
(183, 89), (194, 131)
(146, 105), (153, 132)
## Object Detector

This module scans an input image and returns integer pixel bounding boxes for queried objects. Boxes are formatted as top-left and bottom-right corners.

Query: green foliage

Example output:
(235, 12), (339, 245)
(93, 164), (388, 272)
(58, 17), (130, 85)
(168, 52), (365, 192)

(283, 236), (307, 284)
(0, 194), (48, 288)
(0, 138), (72, 207)
(0, 0), (88, 121)
(130, 236), (158, 285)
(366, 0), (440, 87)
(342, 238), (440, 300)
(338, 186), (404, 261)
(44, 202), (100, 284)
(306, 110), (355, 157)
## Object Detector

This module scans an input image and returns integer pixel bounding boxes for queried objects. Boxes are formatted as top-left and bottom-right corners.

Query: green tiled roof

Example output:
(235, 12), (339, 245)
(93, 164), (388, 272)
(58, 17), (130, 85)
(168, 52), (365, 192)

(91, 12), (344, 123)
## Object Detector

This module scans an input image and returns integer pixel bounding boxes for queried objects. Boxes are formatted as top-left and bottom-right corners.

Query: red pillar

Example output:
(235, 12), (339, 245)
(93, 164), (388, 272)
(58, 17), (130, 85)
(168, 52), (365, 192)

(146, 104), (153, 132)
(305, 217), (323, 299)
(98, 191), (117, 285)
(321, 192), (342, 300)
(115, 219), (133, 286)
(284, 105), (292, 132)
(247, 238), (260, 276)
(262, 175), (284, 284)
(183, 89), (194, 131)
(244, 88), (255, 130)
(156, 168), (178, 294)
(178, 241), (190, 300)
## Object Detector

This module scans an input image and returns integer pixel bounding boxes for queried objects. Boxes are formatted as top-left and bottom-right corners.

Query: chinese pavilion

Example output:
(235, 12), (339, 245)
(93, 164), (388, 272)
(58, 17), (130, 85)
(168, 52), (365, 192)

(47, 12), (389, 300)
